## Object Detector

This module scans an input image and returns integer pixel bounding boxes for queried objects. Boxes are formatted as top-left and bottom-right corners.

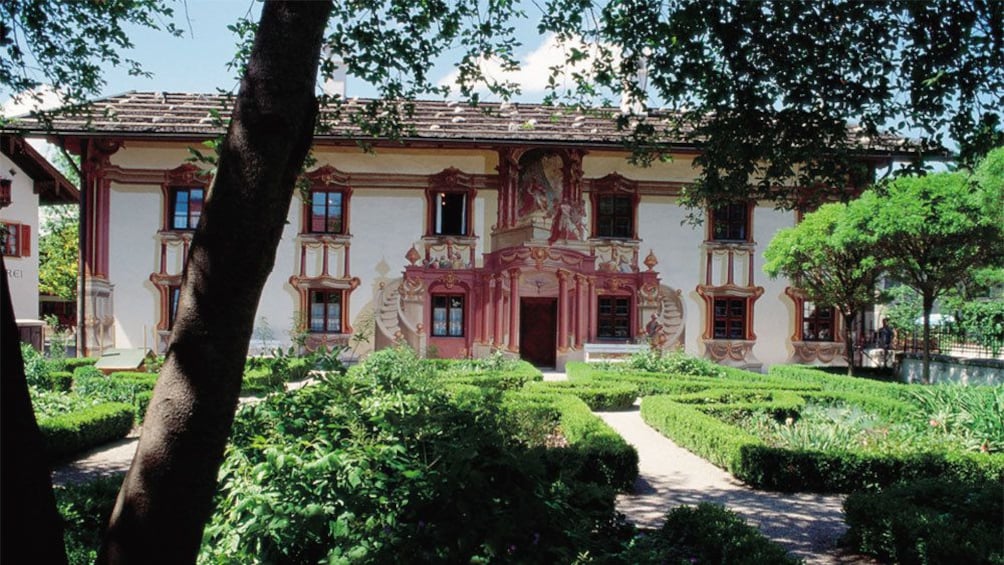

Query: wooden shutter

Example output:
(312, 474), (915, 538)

(19, 224), (30, 257)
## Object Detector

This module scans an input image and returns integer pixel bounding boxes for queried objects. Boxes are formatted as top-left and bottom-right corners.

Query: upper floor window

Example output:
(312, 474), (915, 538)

(301, 165), (352, 236)
(168, 286), (181, 329)
(802, 302), (836, 341)
(0, 221), (29, 257)
(434, 192), (468, 236)
(597, 296), (631, 339)
(171, 187), (204, 230)
(713, 297), (747, 339)
(426, 168), (476, 238)
(310, 289), (344, 333)
(591, 173), (639, 240)
(595, 195), (633, 238)
(710, 203), (749, 242)
(310, 190), (346, 234)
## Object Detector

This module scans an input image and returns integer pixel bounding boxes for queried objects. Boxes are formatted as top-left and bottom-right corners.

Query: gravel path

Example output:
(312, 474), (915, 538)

(595, 407), (872, 564)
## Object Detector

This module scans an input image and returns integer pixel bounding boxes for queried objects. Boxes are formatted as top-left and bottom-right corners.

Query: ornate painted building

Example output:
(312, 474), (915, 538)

(14, 93), (898, 369)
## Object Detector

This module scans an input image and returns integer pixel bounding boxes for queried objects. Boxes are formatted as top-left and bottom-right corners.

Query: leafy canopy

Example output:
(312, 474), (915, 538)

(0, 0), (181, 113)
(855, 161), (1004, 308)
(539, 0), (1003, 209)
(38, 205), (78, 301)
(764, 202), (881, 320)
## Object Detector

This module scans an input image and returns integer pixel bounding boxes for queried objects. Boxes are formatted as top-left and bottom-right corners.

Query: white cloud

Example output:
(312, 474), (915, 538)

(1, 85), (67, 118)
(437, 33), (620, 98)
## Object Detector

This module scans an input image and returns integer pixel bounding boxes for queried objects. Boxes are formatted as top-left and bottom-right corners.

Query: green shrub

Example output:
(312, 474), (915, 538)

(525, 380), (639, 410)
(73, 371), (156, 418)
(205, 347), (622, 564)
(22, 342), (53, 388)
(769, 365), (914, 401)
(39, 402), (135, 460)
(64, 357), (99, 371)
(642, 395), (763, 472)
(611, 503), (800, 565)
(545, 393), (640, 491)
(72, 364), (103, 381)
(50, 371), (74, 391)
(241, 366), (286, 395)
(435, 357), (542, 390)
(843, 478), (1003, 564)
(30, 388), (101, 419)
(56, 475), (124, 565)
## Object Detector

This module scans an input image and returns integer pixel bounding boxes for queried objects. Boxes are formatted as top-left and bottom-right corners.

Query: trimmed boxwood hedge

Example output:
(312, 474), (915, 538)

(768, 364), (914, 401)
(525, 380), (639, 410)
(63, 357), (99, 371)
(566, 362), (821, 396)
(44, 370), (74, 392)
(641, 394), (1004, 492)
(241, 366), (286, 395)
(843, 478), (1004, 564)
(39, 402), (135, 460)
(505, 391), (639, 491)
(435, 359), (542, 390)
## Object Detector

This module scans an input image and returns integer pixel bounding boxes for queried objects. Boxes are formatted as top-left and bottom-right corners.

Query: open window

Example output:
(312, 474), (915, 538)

(426, 168), (476, 238)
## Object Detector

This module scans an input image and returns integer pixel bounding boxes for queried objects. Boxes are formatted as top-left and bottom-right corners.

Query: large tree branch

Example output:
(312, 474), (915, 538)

(98, 2), (333, 563)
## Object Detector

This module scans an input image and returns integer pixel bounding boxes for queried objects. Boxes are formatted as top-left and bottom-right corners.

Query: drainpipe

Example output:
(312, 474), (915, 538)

(77, 141), (88, 357)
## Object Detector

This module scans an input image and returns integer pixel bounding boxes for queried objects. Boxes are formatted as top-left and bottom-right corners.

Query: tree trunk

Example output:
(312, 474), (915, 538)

(98, 2), (333, 562)
(1, 257), (69, 564)
(921, 294), (935, 384)
(842, 310), (856, 377)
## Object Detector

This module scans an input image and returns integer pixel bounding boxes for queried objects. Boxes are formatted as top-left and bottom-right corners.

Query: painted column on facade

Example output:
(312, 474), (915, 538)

(507, 268), (520, 351)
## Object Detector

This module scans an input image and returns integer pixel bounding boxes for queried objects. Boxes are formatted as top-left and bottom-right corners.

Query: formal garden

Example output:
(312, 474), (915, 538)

(25, 341), (1002, 564)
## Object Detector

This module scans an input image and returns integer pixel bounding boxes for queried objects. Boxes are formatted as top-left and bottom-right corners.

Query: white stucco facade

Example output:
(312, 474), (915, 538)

(91, 140), (812, 369)
(1, 151), (41, 320)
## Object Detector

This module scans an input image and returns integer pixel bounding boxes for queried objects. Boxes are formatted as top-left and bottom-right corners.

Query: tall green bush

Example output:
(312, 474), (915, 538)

(204, 348), (622, 564)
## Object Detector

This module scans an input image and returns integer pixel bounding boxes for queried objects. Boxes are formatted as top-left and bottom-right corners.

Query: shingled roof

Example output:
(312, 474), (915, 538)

(7, 90), (914, 153)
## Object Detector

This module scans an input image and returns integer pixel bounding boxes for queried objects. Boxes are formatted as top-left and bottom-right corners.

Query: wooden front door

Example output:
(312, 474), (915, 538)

(520, 298), (557, 367)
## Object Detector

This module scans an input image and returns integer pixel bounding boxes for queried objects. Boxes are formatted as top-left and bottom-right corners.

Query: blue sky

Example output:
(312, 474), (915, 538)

(60, 0), (574, 103)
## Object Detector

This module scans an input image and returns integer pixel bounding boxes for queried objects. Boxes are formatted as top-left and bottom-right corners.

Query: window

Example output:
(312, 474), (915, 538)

(168, 286), (181, 329)
(310, 190), (345, 234)
(595, 195), (633, 238)
(309, 290), (343, 333)
(713, 297), (746, 339)
(434, 192), (468, 236)
(802, 302), (836, 341)
(711, 203), (749, 241)
(597, 296), (631, 339)
(431, 294), (464, 336)
(171, 188), (204, 230)
(0, 221), (29, 257)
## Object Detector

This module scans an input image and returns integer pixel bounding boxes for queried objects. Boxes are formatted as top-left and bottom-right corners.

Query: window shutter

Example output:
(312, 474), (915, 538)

(19, 224), (31, 257)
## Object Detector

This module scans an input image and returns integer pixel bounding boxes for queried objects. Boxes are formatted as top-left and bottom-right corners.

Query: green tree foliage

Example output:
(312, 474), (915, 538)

(0, 0), (180, 116)
(853, 149), (1004, 381)
(541, 0), (1003, 209)
(764, 203), (882, 375)
(38, 205), (78, 300)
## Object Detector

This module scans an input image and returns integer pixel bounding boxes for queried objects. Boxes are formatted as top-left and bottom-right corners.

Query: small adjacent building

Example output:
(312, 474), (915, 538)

(0, 134), (78, 348)
(13, 92), (906, 368)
